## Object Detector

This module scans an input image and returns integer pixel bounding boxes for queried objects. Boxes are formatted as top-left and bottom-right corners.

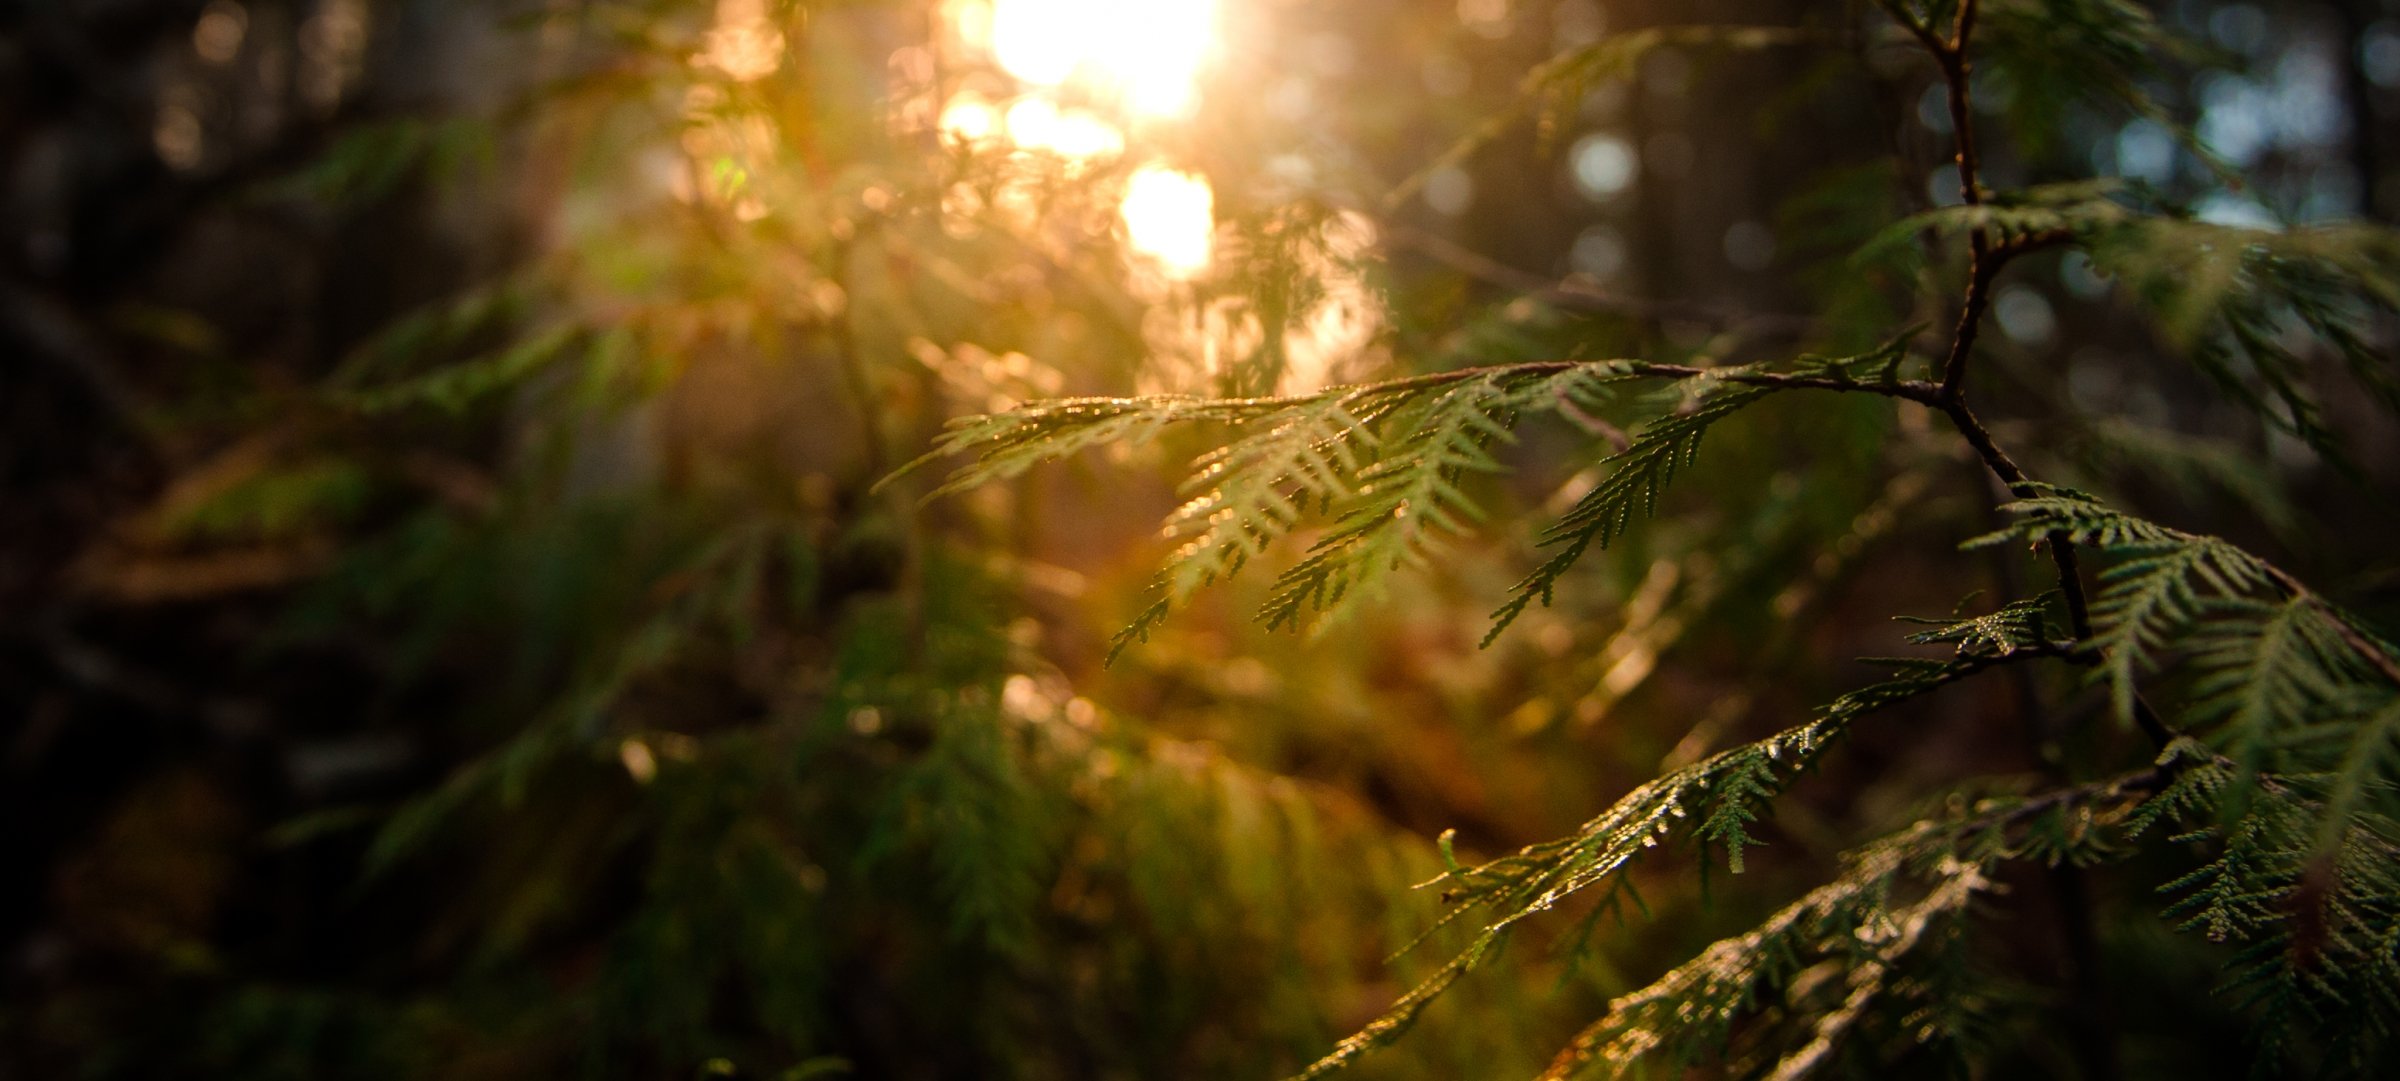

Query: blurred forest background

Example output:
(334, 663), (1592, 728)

(5, 0), (2400, 1078)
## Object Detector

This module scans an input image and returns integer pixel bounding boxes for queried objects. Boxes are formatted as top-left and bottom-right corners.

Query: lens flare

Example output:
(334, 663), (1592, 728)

(1121, 165), (1214, 278)
(989, 0), (1220, 118)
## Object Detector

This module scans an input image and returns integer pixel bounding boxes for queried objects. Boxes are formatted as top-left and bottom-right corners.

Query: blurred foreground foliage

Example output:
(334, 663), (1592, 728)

(5, 1), (2400, 1080)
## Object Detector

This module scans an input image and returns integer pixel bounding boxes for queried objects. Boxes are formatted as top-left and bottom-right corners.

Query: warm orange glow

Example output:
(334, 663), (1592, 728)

(1004, 97), (1127, 160)
(945, 3), (1223, 275)
(698, 0), (784, 82)
(939, 92), (1002, 144)
(1121, 165), (1214, 278)
(987, 0), (1220, 118)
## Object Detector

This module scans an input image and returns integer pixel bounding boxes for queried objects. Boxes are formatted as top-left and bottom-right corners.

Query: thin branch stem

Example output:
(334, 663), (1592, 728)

(1095, 359), (1944, 412)
(1894, 0), (2170, 762)
(1933, 0), (1989, 399)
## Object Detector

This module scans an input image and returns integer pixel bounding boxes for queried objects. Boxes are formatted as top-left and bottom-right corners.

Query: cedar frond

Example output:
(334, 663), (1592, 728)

(909, 351), (1920, 655)
(1488, 340), (1916, 645)
(2089, 216), (2400, 465)
(1258, 366), (1618, 632)
(1899, 592), (2065, 660)
(1539, 767), (2161, 1080)
(1291, 657), (1993, 1080)
(2146, 754), (2400, 1071)
(1970, 490), (2398, 733)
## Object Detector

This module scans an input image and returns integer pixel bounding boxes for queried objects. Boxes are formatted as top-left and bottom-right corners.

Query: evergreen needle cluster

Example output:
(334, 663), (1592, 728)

(906, 0), (2400, 1076)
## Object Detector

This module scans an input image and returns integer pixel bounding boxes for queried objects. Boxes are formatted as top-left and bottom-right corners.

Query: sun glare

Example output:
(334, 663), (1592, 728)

(1120, 165), (1214, 278)
(988, 0), (1220, 118)
(944, 1), (1224, 277)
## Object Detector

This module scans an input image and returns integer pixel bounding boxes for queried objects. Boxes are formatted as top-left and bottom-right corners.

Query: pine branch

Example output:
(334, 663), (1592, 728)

(2144, 752), (2400, 1070)
(1538, 765), (2166, 1080)
(1971, 491), (2399, 725)
(1291, 656), (2008, 1080)
(903, 352), (1936, 655)
(2094, 217), (2400, 463)
(1486, 340), (1924, 644)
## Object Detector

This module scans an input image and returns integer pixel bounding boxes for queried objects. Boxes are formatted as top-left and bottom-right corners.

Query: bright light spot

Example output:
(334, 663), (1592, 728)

(2194, 193), (2280, 229)
(1005, 97), (1126, 159)
(987, 0), (1220, 117)
(1280, 213), (1385, 393)
(2059, 252), (2110, 300)
(154, 102), (204, 171)
(991, 0), (1084, 84)
(1570, 134), (1637, 200)
(939, 93), (1002, 145)
(2116, 119), (2177, 181)
(2368, 23), (2400, 89)
(1571, 226), (1627, 279)
(700, 0), (786, 81)
(1002, 674), (1052, 719)
(297, 0), (368, 110)
(1458, 0), (1515, 40)
(618, 739), (658, 784)
(1121, 165), (1215, 278)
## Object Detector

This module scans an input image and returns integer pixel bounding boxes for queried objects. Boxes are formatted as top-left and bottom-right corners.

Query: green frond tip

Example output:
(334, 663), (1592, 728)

(1540, 767), (2161, 1080)
(1256, 369), (1534, 633)
(1292, 657), (1993, 1080)
(912, 343), (1937, 655)
(877, 391), (1297, 499)
(1484, 339), (1918, 647)
(1972, 491), (2400, 754)
(2086, 215), (2400, 467)
(1900, 592), (2065, 660)
(2139, 750), (2400, 1067)
(1481, 386), (1775, 645)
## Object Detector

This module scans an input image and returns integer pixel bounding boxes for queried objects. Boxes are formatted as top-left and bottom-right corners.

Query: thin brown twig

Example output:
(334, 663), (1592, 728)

(1889, 0), (2174, 757)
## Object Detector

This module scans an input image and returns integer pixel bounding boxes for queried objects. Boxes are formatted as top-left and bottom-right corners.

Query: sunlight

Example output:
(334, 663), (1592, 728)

(987, 0), (1220, 118)
(942, 2), (1224, 275)
(698, 0), (784, 82)
(1120, 165), (1214, 278)
(1004, 96), (1126, 159)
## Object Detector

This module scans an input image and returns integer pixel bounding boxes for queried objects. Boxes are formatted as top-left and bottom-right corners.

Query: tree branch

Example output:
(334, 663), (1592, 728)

(1895, 0), (2172, 761)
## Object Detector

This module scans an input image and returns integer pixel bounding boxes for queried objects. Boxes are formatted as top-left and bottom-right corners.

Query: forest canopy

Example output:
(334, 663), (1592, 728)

(6, 1), (2400, 1079)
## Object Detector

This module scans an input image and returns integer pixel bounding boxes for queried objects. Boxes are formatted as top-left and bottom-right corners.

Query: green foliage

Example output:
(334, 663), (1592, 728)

(1899, 592), (2063, 660)
(1972, 491), (2399, 747)
(1290, 657), (1996, 1079)
(912, 341), (1929, 655)
(48, 0), (2400, 1078)
(896, 0), (2400, 1077)
(908, 363), (1648, 652)
(2089, 217), (2400, 465)
(1543, 768), (2156, 1080)
(1866, 180), (2400, 466)
(2134, 751), (2400, 1075)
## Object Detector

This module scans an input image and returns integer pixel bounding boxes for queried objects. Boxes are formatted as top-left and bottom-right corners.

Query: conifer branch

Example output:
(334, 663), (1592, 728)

(903, 348), (1941, 651)
(1538, 762), (2170, 1080)
(1884, 3), (2185, 757)
(1291, 654), (2057, 1080)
